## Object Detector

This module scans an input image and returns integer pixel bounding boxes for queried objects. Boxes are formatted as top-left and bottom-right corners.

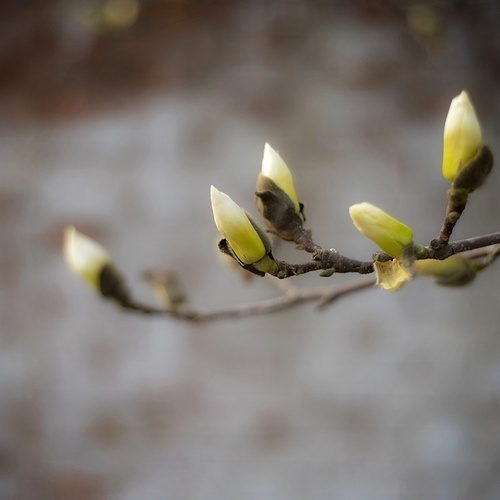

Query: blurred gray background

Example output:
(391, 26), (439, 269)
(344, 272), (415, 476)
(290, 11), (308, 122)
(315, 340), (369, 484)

(1, 0), (500, 499)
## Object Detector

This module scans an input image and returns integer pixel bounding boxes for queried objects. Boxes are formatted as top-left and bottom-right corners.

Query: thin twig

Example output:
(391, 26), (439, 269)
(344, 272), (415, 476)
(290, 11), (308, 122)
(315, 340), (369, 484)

(117, 276), (375, 322)
(317, 276), (376, 310)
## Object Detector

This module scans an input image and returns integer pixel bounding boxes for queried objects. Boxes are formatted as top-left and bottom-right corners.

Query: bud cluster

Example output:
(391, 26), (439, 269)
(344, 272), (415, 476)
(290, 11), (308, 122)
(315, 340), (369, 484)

(207, 90), (493, 291)
(63, 90), (495, 306)
(210, 143), (308, 276)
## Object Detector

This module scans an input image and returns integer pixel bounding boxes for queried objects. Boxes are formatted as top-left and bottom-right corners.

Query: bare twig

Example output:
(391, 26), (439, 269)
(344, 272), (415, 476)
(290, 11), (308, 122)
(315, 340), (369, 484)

(116, 275), (375, 322)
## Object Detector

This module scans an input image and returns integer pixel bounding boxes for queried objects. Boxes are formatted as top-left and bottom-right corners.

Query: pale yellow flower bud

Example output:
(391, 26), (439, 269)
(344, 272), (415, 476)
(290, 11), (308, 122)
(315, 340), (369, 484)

(63, 226), (110, 291)
(414, 255), (476, 286)
(261, 143), (301, 214)
(210, 185), (268, 265)
(442, 90), (482, 182)
(349, 202), (413, 258)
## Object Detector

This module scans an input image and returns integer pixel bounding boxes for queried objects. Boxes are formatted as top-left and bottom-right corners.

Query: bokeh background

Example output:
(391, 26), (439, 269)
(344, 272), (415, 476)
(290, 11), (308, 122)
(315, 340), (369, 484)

(2, 1), (500, 499)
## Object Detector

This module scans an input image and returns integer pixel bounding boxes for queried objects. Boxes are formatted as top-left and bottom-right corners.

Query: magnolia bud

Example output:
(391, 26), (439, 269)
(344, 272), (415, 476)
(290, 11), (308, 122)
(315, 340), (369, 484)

(63, 225), (129, 302)
(442, 91), (482, 182)
(414, 255), (476, 286)
(63, 225), (110, 291)
(255, 144), (305, 242)
(143, 269), (188, 309)
(260, 143), (301, 214)
(349, 203), (413, 258)
(210, 185), (270, 265)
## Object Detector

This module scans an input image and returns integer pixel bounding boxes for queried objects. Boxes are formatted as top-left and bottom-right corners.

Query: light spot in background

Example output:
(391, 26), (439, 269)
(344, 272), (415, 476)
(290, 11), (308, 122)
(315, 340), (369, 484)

(75, 0), (140, 34)
(407, 3), (441, 40)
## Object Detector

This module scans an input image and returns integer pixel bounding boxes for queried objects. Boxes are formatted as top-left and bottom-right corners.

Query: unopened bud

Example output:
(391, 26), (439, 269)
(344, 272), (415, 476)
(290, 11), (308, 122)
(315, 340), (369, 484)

(256, 144), (305, 241)
(63, 225), (110, 292)
(63, 225), (129, 302)
(414, 255), (476, 286)
(442, 91), (482, 182)
(210, 185), (270, 265)
(260, 143), (301, 214)
(349, 203), (414, 258)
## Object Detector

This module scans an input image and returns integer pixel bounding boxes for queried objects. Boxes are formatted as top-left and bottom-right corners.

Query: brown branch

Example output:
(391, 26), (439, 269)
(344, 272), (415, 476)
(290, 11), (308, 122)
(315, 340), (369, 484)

(448, 233), (500, 255)
(102, 235), (500, 322)
(431, 145), (494, 254)
(420, 232), (500, 260)
(294, 232), (500, 274)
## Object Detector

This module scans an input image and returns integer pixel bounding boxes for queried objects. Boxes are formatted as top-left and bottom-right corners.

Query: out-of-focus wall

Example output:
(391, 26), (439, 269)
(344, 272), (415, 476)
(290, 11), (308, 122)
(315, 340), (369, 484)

(1, 1), (500, 499)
